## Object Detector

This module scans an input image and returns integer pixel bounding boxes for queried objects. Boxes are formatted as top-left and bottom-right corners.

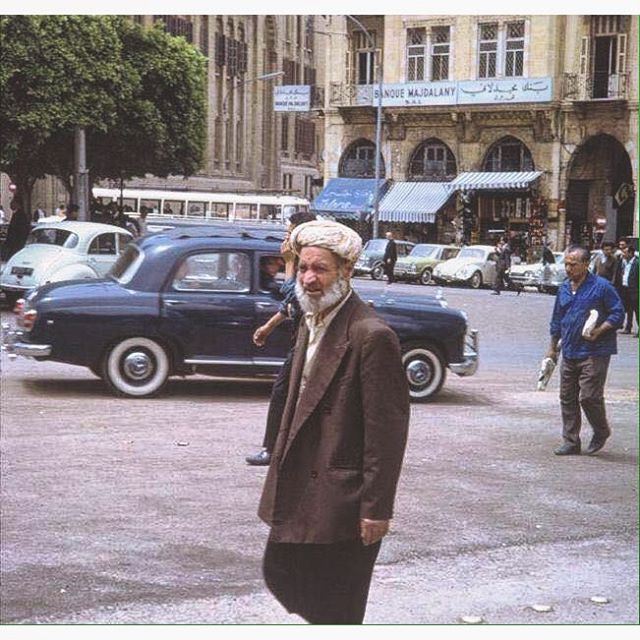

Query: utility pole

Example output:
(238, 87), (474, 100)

(73, 127), (90, 221)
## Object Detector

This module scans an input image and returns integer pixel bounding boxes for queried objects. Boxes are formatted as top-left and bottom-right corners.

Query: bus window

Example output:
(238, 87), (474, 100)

(121, 198), (137, 212)
(262, 204), (279, 221)
(187, 201), (206, 216)
(141, 199), (160, 213)
(235, 204), (251, 219)
(209, 203), (231, 219)
(162, 200), (184, 215)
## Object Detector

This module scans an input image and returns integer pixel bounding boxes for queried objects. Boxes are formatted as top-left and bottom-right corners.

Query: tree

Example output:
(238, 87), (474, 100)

(0, 16), (207, 216)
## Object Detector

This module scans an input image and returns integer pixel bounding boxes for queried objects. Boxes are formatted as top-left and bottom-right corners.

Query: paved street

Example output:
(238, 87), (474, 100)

(0, 281), (638, 625)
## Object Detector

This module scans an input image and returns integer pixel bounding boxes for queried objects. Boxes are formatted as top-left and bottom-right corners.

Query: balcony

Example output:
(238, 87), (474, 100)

(329, 83), (373, 108)
(563, 72), (630, 102)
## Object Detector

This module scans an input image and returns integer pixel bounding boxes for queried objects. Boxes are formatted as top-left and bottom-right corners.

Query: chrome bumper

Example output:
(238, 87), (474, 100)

(1, 322), (52, 359)
(449, 329), (479, 377)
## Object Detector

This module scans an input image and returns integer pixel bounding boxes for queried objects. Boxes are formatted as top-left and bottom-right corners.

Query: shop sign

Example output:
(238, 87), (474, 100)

(369, 77), (553, 107)
(614, 182), (633, 207)
(457, 77), (553, 104)
(274, 85), (311, 112)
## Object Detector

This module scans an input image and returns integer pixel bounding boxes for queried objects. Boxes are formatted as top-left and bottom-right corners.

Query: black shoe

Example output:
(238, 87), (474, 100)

(554, 443), (581, 456)
(246, 449), (271, 466)
(585, 436), (609, 455)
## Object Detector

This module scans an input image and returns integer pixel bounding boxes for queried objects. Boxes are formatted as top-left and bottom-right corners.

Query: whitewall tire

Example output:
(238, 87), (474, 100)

(401, 344), (446, 401)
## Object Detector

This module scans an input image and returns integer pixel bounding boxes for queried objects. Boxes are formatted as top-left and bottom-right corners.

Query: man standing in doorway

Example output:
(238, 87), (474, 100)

(383, 231), (397, 284)
(258, 220), (409, 624)
(547, 246), (624, 456)
(617, 244), (639, 336)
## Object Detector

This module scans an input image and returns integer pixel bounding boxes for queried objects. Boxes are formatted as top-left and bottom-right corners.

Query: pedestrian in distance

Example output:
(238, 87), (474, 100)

(547, 245), (624, 456)
(591, 240), (619, 284)
(138, 206), (149, 236)
(258, 219), (409, 624)
(616, 244), (639, 336)
(2, 198), (31, 261)
(246, 211), (317, 466)
(66, 204), (79, 221)
(491, 237), (511, 295)
(383, 231), (397, 284)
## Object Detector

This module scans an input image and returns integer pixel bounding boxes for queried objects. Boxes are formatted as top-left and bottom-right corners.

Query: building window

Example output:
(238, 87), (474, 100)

(295, 118), (315, 157)
(505, 21), (525, 77)
(304, 175), (313, 198)
(199, 16), (209, 56)
(339, 139), (386, 178)
(281, 115), (289, 152)
(353, 30), (378, 85)
(304, 16), (314, 52)
(282, 173), (293, 191)
(478, 23), (498, 78)
(283, 58), (297, 84)
(408, 139), (457, 181)
(431, 26), (450, 81)
(155, 15), (193, 43)
(483, 136), (534, 172)
(406, 28), (427, 82)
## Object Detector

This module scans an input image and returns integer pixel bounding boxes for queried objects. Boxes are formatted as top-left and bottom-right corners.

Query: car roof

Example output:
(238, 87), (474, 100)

(460, 245), (494, 252)
(35, 221), (132, 235)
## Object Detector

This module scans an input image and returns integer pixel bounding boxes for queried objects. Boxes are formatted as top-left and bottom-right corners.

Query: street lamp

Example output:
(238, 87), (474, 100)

(222, 70), (284, 115)
(343, 15), (384, 239)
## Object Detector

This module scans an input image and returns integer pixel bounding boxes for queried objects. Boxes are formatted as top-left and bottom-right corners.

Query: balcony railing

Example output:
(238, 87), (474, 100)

(563, 72), (630, 101)
(329, 83), (374, 107)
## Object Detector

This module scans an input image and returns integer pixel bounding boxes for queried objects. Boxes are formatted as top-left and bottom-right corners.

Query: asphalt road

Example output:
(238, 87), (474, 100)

(0, 280), (638, 625)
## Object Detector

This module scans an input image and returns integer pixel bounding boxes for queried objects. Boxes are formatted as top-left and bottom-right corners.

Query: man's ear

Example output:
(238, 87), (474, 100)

(341, 260), (355, 279)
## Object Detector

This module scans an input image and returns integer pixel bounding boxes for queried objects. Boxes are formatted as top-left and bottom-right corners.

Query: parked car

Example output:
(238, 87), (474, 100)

(353, 238), (415, 280)
(0, 221), (133, 306)
(393, 244), (460, 285)
(2, 226), (478, 402)
(508, 252), (566, 293)
(432, 245), (498, 289)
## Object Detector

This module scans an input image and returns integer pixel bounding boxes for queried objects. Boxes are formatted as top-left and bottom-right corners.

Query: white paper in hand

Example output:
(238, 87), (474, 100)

(537, 357), (557, 391)
(582, 309), (599, 338)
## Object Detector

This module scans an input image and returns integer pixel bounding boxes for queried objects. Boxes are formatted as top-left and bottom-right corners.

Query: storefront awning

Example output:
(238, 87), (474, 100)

(378, 182), (453, 223)
(445, 171), (544, 192)
(312, 178), (390, 220)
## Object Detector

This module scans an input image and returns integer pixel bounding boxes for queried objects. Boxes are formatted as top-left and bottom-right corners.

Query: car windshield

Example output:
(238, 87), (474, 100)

(26, 228), (79, 249)
(109, 244), (142, 283)
(458, 248), (486, 260)
(364, 239), (387, 251)
(410, 245), (438, 258)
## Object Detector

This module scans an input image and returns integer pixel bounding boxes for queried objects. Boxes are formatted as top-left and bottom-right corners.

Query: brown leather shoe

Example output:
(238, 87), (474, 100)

(554, 443), (581, 456)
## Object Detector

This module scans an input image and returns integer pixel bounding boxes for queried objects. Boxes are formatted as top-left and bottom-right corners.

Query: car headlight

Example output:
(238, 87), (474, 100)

(408, 264), (417, 273)
(433, 265), (442, 275)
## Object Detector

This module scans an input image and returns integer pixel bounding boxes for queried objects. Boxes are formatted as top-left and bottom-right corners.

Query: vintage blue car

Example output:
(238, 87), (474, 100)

(2, 226), (478, 401)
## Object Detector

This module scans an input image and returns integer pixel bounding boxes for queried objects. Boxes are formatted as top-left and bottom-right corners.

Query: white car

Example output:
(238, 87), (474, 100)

(508, 252), (566, 293)
(432, 245), (499, 289)
(0, 221), (133, 305)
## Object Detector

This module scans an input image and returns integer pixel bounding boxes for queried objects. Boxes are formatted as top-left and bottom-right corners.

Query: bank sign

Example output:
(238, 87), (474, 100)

(274, 85), (311, 112)
(371, 77), (553, 107)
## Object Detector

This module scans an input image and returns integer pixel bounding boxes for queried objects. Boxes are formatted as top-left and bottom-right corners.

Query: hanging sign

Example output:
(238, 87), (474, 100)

(274, 85), (311, 112)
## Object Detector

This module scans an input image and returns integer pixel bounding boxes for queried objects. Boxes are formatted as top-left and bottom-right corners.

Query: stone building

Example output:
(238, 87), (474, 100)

(322, 14), (638, 249)
(3, 15), (326, 215)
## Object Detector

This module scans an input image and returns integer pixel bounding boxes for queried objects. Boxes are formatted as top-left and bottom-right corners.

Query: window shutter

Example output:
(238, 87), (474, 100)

(579, 36), (589, 76)
(345, 50), (353, 84)
(616, 33), (627, 74)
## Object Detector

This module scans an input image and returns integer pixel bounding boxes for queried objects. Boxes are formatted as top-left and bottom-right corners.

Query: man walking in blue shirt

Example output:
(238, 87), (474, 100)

(547, 246), (624, 456)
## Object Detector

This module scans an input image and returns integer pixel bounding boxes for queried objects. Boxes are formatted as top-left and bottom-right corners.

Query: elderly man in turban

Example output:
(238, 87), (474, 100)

(258, 220), (410, 624)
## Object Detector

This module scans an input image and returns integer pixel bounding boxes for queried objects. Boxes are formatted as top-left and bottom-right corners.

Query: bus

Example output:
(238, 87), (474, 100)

(92, 188), (310, 226)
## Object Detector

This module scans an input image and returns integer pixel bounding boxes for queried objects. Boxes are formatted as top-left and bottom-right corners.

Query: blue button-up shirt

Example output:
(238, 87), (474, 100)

(550, 272), (624, 359)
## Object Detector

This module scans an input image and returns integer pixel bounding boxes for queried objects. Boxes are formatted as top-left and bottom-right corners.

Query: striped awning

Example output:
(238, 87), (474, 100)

(378, 182), (452, 223)
(445, 171), (544, 192)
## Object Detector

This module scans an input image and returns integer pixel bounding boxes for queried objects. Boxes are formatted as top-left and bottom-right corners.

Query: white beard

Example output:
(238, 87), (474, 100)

(295, 275), (350, 315)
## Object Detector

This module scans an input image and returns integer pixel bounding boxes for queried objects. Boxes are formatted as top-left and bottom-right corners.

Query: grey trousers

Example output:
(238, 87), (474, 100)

(560, 355), (612, 445)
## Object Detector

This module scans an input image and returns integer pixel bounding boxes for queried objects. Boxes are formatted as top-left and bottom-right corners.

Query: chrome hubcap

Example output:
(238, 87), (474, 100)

(123, 351), (153, 380)
(406, 359), (432, 386)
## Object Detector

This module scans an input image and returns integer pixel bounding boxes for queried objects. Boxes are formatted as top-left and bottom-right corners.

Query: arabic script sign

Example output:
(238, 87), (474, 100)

(274, 85), (311, 112)
(369, 77), (553, 107)
(457, 78), (553, 105)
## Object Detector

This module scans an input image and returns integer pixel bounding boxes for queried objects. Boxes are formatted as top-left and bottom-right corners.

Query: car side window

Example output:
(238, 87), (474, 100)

(488, 253), (498, 262)
(89, 233), (116, 255)
(172, 252), (251, 292)
(443, 248), (458, 260)
(117, 233), (132, 255)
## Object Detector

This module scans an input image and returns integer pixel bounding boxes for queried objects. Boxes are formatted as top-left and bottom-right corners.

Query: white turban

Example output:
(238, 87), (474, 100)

(289, 220), (362, 264)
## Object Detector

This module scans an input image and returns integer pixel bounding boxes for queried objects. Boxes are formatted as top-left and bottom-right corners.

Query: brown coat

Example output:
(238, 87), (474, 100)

(258, 293), (410, 544)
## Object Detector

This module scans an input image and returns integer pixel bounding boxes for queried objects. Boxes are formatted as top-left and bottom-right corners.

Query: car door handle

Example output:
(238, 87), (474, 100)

(164, 299), (186, 306)
(256, 302), (278, 310)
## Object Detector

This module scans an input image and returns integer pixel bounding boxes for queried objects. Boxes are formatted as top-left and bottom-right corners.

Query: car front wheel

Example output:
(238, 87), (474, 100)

(420, 269), (433, 285)
(401, 343), (446, 402)
(469, 271), (483, 289)
(102, 337), (170, 398)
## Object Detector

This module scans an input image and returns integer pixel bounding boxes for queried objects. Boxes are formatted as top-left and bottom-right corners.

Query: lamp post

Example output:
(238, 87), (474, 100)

(222, 70), (284, 115)
(344, 15), (384, 239)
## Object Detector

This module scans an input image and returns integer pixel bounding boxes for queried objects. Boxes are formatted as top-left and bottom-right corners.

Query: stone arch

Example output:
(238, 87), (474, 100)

(482, 135), (535, 172)
(407, 138), (457, 182)
(565, 133), (634, 244)
(338, 138), (386, 178)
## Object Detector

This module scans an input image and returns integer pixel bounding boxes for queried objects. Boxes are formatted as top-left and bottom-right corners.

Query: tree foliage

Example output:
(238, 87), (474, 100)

(0, 15), (207, 212)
